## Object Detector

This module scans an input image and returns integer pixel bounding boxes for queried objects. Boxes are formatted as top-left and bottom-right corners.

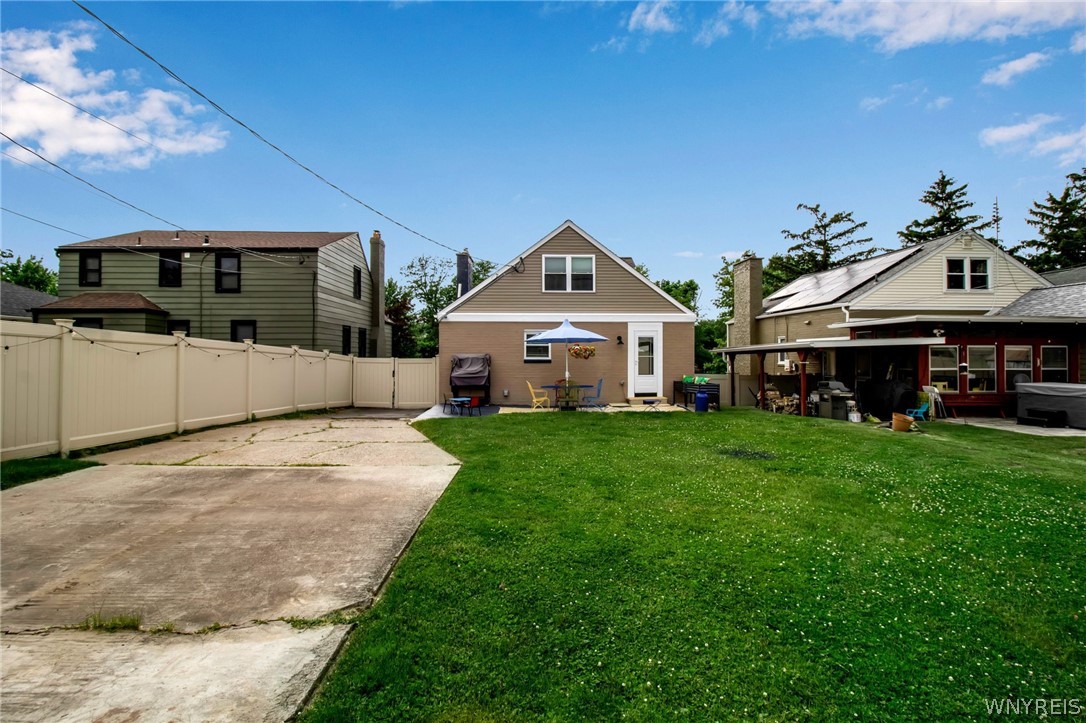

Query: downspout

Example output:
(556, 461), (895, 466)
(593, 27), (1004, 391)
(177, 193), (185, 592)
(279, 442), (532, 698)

(311, 266), (317, 351)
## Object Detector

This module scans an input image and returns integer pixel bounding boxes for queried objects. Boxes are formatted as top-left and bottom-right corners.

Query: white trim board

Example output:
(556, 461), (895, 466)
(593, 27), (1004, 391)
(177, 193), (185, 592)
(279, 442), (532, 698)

(442, 312), (694, 323)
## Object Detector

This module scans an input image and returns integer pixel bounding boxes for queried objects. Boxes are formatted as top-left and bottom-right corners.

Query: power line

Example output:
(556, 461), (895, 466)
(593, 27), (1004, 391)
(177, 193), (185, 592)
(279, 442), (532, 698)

(0, 67), (164, 153)
(1, 132), (184, 230)
(73, 0), (459, 255)
(0, 207), (90, 238)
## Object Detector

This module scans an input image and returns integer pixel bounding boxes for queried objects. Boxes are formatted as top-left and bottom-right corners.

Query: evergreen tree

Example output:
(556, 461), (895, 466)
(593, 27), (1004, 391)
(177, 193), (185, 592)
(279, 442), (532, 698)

(781, 203), (877, 272)
(1012, 169), (1086, 272)
(0, 251), (58, 295)
(898, 171), (992, 246)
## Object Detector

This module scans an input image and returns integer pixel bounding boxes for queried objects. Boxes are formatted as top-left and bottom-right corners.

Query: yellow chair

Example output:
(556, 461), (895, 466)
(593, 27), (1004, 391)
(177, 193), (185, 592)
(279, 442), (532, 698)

(526, 381), (551, 410)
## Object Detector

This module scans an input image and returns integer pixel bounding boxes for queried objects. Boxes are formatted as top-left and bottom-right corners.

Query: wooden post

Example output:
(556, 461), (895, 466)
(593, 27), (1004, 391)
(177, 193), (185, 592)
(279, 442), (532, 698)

(727, 353), (737, 407)
(757, 352), (767, 410)
(798, 350), (809, 417)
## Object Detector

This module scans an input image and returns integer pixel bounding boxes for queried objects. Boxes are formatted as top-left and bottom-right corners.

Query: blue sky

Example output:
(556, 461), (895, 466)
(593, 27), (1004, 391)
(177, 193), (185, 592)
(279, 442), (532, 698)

(2, 1), (1084, 315)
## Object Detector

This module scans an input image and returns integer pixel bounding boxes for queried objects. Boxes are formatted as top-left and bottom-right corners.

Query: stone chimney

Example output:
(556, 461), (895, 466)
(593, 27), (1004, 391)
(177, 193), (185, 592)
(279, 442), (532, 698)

(731, 254), (763, 376)
(369, 230), (387, 357)
(455, 250), (473, 298)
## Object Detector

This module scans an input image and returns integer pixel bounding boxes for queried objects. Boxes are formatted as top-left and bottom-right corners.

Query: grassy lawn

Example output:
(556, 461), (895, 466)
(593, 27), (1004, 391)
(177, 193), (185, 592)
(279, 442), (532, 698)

(303, 410), (1085, 721)
(1, 456), (100, 490)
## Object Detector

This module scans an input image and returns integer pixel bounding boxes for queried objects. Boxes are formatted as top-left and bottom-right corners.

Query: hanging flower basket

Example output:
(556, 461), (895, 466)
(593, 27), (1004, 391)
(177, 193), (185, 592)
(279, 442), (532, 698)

(568, 344), (596, 360)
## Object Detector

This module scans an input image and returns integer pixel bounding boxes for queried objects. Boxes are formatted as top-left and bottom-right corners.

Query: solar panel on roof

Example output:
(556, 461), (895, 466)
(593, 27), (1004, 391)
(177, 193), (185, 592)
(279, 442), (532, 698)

(763, 247), (918, 314)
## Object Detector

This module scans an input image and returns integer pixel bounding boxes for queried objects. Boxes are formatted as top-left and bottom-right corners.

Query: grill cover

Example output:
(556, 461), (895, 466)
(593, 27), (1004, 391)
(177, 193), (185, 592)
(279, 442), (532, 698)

(450, 354), (491, 387)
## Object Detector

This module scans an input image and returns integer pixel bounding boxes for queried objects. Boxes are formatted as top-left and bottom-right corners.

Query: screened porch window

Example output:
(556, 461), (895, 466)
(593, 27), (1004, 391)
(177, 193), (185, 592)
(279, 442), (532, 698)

(966, 346), (996, 392)
(1041, 346), (1068, 383)
(1004, 346), (1032, 391)
(930, 346), (958, 393)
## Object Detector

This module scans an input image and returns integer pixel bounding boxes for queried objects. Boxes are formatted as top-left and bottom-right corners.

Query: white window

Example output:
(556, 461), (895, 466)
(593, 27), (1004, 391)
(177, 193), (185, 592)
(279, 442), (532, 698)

(1041, 346), (1068, 383)
(777, 336), (788, 366)
(930, 346), (959, 393)
(524, 330), (551, 362)
(966, 345), (996, 393)
(542, 255), (595, 292)
(1004, 346), (1032, 391)
(946, 257), (990, 291)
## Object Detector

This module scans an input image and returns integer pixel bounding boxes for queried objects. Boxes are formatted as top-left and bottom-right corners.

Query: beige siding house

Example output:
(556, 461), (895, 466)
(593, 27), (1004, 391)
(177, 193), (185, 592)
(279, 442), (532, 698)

(724, 230), (1083, 419)
(437, 220), (695, 406)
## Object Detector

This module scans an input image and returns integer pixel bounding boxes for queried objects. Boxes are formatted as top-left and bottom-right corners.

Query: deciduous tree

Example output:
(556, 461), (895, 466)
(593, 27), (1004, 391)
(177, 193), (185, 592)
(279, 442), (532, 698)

(0, 251), (58, 295)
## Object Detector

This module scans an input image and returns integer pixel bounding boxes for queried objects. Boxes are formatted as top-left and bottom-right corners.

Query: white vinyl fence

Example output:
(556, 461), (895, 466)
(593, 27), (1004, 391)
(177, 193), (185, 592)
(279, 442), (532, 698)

(1, 320), (437, 461)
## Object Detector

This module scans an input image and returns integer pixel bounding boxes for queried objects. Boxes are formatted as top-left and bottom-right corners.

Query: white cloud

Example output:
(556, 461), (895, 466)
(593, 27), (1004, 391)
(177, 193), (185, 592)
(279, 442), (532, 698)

(1072, 30), (1086, 53)
(719, 250), (744, 261)
(674, 250), (704, 258)
(0, 25), (227, 171)
(981, 51), (1051, 86)
(859, 95), (891, 112)
(979, 114), (1059, 146)
(591, 35), (629, 53)
(1032, 124), (1086, 167)
(695, 1), (760, 47)
(927, 96), (952, 111)
(769, 1), (1085, 52)
(979, 114), (1084, 167)
(628, 1), (680, 34)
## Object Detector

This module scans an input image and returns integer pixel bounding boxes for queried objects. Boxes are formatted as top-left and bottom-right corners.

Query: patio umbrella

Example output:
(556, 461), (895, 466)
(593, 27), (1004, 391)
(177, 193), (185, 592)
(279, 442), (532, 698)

(528, 319), (608, 380)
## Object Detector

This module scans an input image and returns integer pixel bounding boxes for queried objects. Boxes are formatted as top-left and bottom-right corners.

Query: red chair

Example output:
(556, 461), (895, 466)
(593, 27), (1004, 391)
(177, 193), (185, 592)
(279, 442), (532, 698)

(466, 396), (482, 417)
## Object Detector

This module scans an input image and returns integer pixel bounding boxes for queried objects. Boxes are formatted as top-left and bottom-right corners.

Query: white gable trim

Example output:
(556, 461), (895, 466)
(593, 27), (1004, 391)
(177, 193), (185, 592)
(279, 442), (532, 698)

(436, 220), (696, 320)
(847, 231), (1049, 308)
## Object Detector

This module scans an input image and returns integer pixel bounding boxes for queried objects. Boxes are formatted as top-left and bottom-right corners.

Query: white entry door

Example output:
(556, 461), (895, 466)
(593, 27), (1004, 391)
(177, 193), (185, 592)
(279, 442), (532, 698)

(627, 323), (662, 396)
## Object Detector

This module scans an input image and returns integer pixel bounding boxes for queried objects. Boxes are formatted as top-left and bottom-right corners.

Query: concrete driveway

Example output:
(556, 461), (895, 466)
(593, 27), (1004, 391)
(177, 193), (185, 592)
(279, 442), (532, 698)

(1, 415), (460, 722)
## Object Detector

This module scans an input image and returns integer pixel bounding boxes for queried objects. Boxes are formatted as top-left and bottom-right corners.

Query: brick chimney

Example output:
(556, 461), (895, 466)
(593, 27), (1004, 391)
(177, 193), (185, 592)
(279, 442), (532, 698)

(369, 230), (387, 357)
(455, 250), (473, 298)
(731, 254), (763, 376)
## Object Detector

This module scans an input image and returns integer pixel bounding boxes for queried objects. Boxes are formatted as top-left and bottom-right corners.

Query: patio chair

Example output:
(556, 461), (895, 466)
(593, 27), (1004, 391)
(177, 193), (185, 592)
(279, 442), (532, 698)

(905, 401), (930, 421)
(465, 396), (482, 417)
(921, 385), (947, 419)
(526, 381), (551, 410)
(580, 378), (604, 411)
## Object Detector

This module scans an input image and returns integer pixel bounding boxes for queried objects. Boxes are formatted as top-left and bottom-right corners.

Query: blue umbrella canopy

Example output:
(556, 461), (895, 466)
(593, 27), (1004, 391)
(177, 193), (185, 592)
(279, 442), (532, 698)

(529, 319), (608, 380)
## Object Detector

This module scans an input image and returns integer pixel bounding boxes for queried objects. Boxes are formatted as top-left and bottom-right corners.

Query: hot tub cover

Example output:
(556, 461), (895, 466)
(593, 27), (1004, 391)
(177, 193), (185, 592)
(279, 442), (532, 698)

(1016, 382), (1086, 398)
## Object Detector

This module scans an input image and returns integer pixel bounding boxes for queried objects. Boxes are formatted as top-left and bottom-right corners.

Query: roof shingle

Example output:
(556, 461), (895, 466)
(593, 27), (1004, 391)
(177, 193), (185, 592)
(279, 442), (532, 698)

(995, 282), (1086, 318)
(57, 230), (357, 251)
(35, 292), (168, 313)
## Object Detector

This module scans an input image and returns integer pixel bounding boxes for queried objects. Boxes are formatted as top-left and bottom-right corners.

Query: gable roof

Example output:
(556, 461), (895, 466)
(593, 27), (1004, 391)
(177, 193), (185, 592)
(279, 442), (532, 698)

(35, 292), (168, 314)
(437, 220), (695, 320)
(761, 230), (1048, 316)
(1, 281), (58, 318)
(58, 230), (358, 251)
(993, 282), (1086, 318)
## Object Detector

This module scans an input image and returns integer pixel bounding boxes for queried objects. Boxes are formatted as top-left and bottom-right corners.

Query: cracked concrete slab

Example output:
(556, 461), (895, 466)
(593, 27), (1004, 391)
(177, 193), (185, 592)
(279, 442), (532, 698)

(303, 424), (431, 443)
(2, 416), (460, 721)
(0, 623), (349, 723)
(305, 441), (460, 466)
(2, 464), (456, 632)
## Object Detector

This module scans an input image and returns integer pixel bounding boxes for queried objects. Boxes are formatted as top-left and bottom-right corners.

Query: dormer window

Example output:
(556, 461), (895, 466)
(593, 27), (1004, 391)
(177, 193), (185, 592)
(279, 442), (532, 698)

(543, 254), (595, 292)
(946, 257), (989, 291)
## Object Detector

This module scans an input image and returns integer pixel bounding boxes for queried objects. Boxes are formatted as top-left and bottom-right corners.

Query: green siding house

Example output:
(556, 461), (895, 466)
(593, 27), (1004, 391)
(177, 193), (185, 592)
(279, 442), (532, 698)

(34, 230), (388, 355)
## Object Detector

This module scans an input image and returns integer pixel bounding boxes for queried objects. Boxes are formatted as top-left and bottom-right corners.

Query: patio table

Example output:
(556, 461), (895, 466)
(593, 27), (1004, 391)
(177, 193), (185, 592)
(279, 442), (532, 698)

(541, 384), (593, 410)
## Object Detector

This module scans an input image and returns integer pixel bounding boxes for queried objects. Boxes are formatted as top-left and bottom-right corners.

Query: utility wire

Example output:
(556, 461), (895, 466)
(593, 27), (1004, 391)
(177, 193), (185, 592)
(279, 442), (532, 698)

(0, 67), (164, 153)
(74, 0), (459, 255)
(0, 207), (90, 238)
(1, 132), (184, 230)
